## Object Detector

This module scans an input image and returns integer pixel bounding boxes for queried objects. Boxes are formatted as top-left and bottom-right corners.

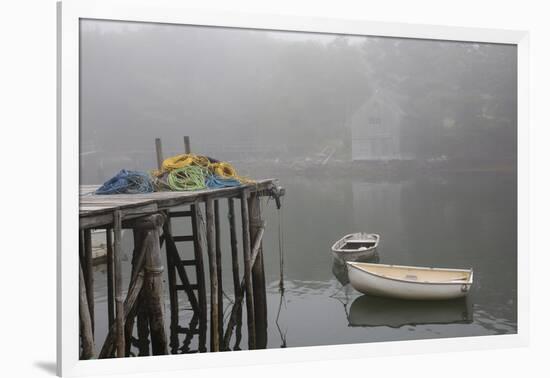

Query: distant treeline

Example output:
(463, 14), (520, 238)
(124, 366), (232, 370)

(80, 21), (517, 166)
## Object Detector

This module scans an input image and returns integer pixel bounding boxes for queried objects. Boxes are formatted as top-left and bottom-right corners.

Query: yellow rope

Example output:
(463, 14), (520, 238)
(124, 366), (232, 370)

(211, 162), (254, 184)
(153, 153), (254, 184)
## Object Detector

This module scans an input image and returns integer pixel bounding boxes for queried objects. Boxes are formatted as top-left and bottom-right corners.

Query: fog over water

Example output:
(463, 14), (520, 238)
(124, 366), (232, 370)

(80, 19), (517, 352)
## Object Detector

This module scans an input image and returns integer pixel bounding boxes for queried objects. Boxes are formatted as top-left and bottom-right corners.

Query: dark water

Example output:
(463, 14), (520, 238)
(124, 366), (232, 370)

(91, 170), (517, 352)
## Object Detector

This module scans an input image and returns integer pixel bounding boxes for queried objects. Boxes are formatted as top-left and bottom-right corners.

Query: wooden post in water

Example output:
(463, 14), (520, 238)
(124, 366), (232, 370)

(106, 228), (115, 328)
(83, 228), (94, 334)
(191, 202), (208, 352)
(205, 198), (220, 351)
(79, 263), (95, 359)
(139, 214), (168, 355)
(227, 198), (243, 350)
(124, 231), (146, 356)
(214, 200), (223, 337)
(240, 189), (256, 349)
(164, 213), (180, 354)
(248, 193), (268, 349)
(184, 138), (208, 352)
(113, 210), (125, 358)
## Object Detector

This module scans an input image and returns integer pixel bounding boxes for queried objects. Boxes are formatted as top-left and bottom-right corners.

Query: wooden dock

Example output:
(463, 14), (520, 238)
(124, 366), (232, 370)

(78, 179), (284, 358)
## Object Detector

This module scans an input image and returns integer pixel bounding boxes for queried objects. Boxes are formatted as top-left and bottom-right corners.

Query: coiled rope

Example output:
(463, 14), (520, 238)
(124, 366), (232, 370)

(96, 153), (253, 194)
(167, 165), (208, 191)
(205, 174), (242, 188)
(95, 169), (154, 194)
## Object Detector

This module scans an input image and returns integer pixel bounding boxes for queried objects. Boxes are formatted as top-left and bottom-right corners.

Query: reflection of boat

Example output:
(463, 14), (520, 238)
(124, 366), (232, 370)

(331, 233), (380, 261)
(347, 262), (473, 300)
(348, 295), (472, 328)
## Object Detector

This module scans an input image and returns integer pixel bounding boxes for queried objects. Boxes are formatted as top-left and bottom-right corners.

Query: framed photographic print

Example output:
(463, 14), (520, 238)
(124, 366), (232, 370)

(57, 0), (528, 376)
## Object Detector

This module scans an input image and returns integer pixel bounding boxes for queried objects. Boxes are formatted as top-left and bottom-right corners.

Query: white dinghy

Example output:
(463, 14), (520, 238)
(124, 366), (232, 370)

(331, 233), (380, 262)
(346, 262), (473, 300)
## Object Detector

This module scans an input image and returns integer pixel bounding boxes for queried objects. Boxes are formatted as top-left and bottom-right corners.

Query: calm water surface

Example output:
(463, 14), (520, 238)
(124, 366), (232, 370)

(92, 171), (517, 352)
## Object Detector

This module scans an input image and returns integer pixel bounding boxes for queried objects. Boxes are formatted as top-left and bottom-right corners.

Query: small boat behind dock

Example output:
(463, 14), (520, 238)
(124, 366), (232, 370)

(331, 233), (380, 261)
(346, 262), (473, 300)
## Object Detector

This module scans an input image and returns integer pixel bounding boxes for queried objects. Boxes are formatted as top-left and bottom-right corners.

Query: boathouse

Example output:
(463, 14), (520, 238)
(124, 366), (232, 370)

(350, 89), (404, 161)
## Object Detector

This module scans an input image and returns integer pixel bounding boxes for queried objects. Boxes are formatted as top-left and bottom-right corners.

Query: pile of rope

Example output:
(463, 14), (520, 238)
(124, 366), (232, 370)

(96, 153), (253, 194)
(95, 169), (154, 194)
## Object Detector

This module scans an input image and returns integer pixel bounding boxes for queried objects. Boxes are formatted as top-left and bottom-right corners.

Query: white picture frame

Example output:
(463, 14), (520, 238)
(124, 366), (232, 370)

(57, 0), (529, 376)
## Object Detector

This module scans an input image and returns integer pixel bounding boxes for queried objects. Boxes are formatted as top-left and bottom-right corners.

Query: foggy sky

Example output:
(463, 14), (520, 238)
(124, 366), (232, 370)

(79, 19), (517, 183)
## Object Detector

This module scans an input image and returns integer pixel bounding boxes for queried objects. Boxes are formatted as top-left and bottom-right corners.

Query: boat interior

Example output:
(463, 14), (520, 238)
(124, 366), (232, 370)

(341, 241), (376, 250)
(351, 263), (472, 283)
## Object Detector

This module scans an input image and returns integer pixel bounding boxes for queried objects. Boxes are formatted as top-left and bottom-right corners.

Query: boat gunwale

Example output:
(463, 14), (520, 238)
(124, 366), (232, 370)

(346, 262), (474, 286)
(331, 233), (380, 253)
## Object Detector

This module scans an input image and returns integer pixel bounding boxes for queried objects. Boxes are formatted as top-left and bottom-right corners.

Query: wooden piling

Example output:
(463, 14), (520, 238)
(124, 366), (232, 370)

(184, 135), (191, 154)
(222, 222), (264, 349)
(214, 200), (223, 337)
(227, 198), (242, 350)
(140, 215), (168, 355)
(99, 258), (145, 358)
(113, 210), (125, 358)
(124, 230), (145, 356)
(155, 138), (164, 169)
(106, 228), (115, 328)
(79, 263), (95, 359)
(83, 228), (94, 334)
(191, 202), (208, 352)
(240, 189), (256, 349)
(248, 194), (268, 349)
(163, 211), (180, 353)
(205, 198), (220, 351)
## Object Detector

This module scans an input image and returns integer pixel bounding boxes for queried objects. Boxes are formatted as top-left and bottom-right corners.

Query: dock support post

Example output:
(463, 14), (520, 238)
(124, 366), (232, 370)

(214, 200), (223, 338)
(79, 263), (95, 359)
(106, 228), (115, 329)
(113, 210), (125, 358)
(205, 199), (220, 351)
(191, 202), (208, 352)
(163, 212), (180, 353)
(155, 138), (164, 169)
(227, 198), (243, 350)
(140, 214), (168, 355)
(248, 194), (268, 349)
(240, 189), (256, 349)
(83, 228), (94, 334)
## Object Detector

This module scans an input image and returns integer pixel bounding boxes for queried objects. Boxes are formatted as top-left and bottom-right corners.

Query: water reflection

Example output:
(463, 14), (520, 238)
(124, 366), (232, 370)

(348, 296), (472, 328)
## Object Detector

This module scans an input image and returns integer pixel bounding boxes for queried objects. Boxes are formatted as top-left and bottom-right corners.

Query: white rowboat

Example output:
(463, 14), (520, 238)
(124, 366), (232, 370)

(346, 262), (473, 300)
(331, 233), (380, 261)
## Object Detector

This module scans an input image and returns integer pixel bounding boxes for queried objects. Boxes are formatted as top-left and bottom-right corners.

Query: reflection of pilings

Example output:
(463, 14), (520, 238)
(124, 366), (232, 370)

(249, 193), (268, 349)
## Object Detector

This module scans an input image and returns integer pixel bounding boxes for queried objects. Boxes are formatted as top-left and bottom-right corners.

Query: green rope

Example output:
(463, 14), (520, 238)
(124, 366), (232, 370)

(167, 165), (208, 191)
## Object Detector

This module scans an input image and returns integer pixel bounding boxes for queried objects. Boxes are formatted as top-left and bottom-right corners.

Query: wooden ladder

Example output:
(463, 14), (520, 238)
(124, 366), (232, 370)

(155, 137), (208, 353)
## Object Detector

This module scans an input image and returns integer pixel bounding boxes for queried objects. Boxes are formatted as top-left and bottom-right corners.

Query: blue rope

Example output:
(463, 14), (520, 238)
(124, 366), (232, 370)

(95, 169), (154, 194)
(205, 174), (241, 189)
